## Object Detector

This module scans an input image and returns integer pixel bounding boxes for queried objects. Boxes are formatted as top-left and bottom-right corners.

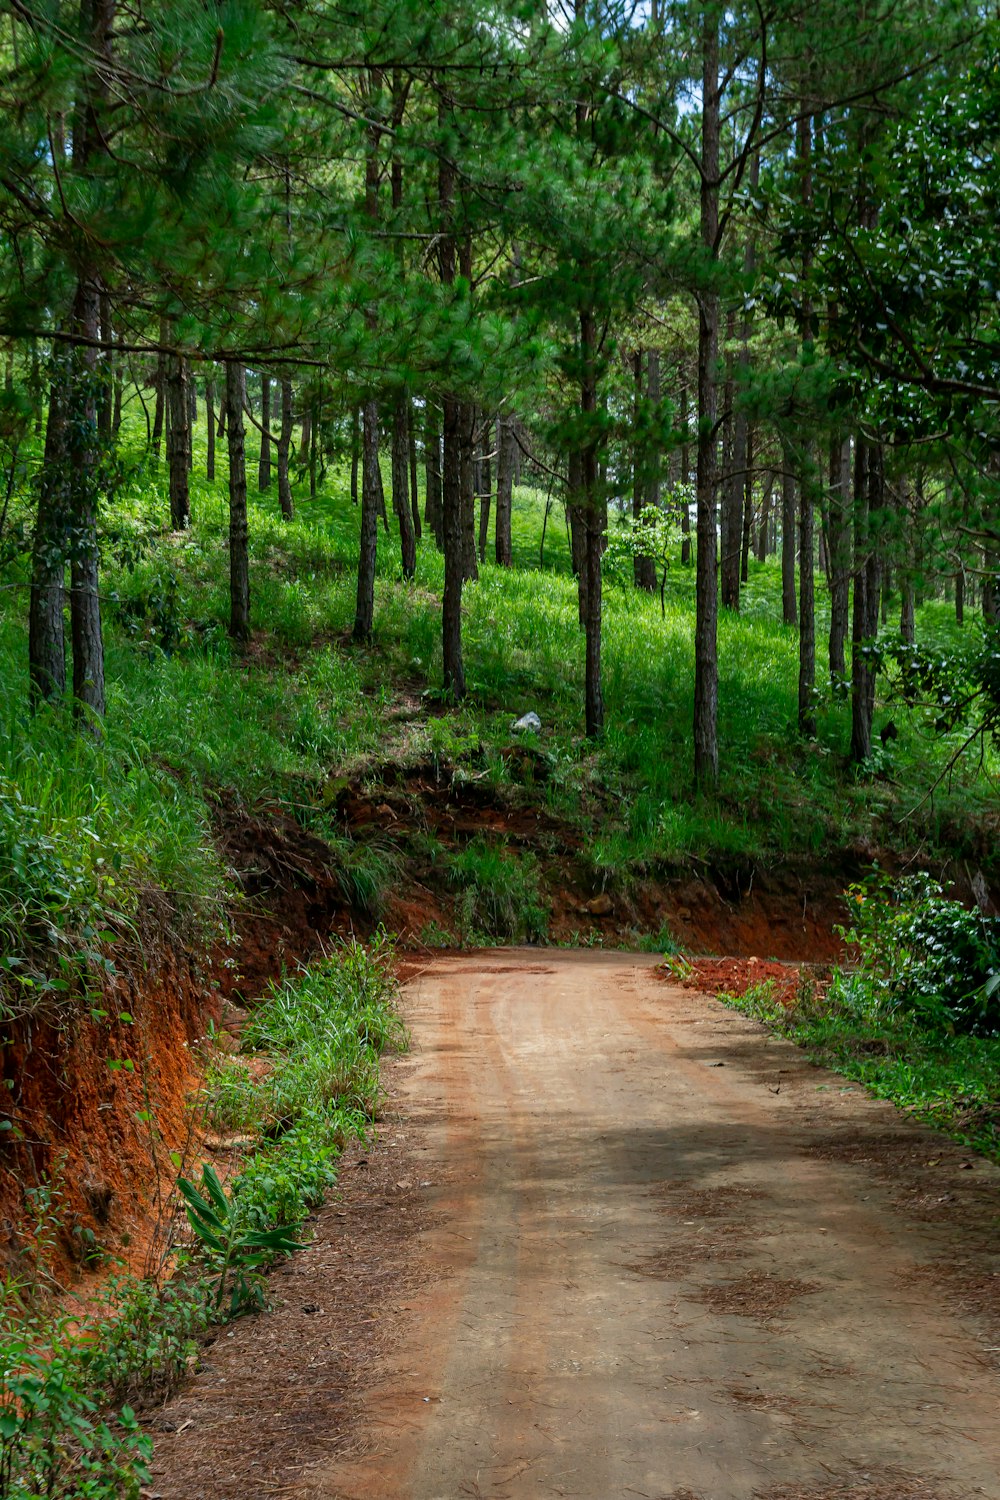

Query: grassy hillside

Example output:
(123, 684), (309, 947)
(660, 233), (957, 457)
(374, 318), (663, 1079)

(1, 417), (998, 990)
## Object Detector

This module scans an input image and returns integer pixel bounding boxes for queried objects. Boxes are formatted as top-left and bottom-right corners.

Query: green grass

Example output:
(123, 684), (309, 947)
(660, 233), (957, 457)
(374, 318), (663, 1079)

(1, 397), (998, 984)
(722, 976), (1000, 1162)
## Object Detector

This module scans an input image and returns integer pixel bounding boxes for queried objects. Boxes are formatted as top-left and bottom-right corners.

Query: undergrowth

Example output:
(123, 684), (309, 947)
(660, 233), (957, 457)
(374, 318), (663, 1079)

(0, 936), (404, 1498)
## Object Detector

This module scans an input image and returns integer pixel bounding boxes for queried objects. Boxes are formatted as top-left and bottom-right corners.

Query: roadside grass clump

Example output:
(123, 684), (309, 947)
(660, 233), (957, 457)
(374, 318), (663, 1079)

(445, 835), (549, 943)
(205, 930), (404, 1152)
(721, 892), (1000, 1162)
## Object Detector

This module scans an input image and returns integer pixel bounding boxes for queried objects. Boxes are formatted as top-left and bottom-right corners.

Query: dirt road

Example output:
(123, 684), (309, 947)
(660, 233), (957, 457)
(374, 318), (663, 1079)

(153, 950), (1000, 1500)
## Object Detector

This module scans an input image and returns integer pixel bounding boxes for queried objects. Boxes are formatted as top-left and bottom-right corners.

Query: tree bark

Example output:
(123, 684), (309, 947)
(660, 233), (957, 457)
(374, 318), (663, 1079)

(68, 274), (105, 723)
(29, 368), (69, 707)
(258, 375), (272, 490)
(693, 9), (720, 790)
(798, 449), (816, 737)
(495, 415), (515, 566)
(166, 348), (190, 529)
(850, 440), (882, 762)
(424, 402), (442, 546)
(781, 445), (797, 627)
(350, 405), (360, 506)
(392, 393), (416, 578)
(477, 418), (492, 564)
(634, 351), (657, 591)
(226, 362), (250, 644)
(353, 398), (380, 642)
(277, 377), (294, 518)
(459, 401), (478, 582)
(441, 395), (466, 696)
(205, 377), (216, 482)
(680, 380), (692, 566)
(409, 397), (421, 541)
(828, 435), (851, 679)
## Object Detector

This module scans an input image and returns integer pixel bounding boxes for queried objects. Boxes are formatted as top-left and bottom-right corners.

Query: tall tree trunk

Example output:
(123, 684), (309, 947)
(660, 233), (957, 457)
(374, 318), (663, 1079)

(580, 309), (604, 738)
(166, 348), (190, 530)
(495, 415), (515, 566)
(205, 377), (216, 483)
(408, 397), (421, 542)
(633, 351), (657, 590)
(781, 444), (797, 626)
(392, 394), (416, 579)
(720, 308), (741, 610)
(277, 377), (294, 519)
(798, 449), (816, 736)
(68, 274), (105, 724)
(568, 449), (587, 627)
(693, 9), (720, 790)
(226, 362), (250, 644)
(186, 363), (195, 469)
(258, 376), (272, 490)
(756, 474), (772, 562)
(353, 398), (380, 642)
(850, 439), (882, 762)
(828, 435), (851, 678)
(680, 380), (692, 566)
(477, 418), (492, 564)
(740, 424), (754, 582)
(29, 369), (69, 707)
(152, 325), (166, 459)
(350, 405), (360, 506)
(424, 401), (442, 546)
(441, 395), (465, 695)
(97, 286), (112, 445)
(459, 401), (478, 582)
(309, 399), (319, 499)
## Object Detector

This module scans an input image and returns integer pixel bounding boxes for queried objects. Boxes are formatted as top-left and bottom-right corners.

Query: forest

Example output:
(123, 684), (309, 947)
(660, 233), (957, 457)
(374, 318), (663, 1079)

(1, 1), (1000, 1496)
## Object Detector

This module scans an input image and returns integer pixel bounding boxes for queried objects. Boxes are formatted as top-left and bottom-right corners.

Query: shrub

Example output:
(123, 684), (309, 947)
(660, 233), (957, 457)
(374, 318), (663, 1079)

(446, 836), (549, 942)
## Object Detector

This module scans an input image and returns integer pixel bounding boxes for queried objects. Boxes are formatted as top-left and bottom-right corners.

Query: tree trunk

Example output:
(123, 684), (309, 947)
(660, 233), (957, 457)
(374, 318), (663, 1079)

(798, 450), (816, 736)
(580, 309), (604, 738)
(477, 419), (492, 564)
(634, 350), (657, 591)
(392, 394), (416, 578)
(495, 415), (515, 566)
(258, 376), (272, 490)
(693, 9), (720, 791)
(226, 362), (250, 644)
(441, 395), (465, 696)
(29, 368), (69, 707)
(740, 424), (754, 582)
(152, 327), (166, 459)
(350, 405), (360, 505)
(850, 440), (882, 762)
(353, 398), (381, 642)
(206, 378), (216, 483)
(68, 274), (106, 724)
(277, 377), (294, 519)
(720, 309), (742, 611)
(568, 449), (587, 627)
(459, 401), (478, 582)
(424, 402), (442, 546)
(409, 397), (421, 542)
(680, 380), (692, 566)
(309, 399), (319, 499)
(756, 474), (772, 562)
(166, 348), (190, 529)
(828, 435), (851, 679)
(781, 445), (797, 626)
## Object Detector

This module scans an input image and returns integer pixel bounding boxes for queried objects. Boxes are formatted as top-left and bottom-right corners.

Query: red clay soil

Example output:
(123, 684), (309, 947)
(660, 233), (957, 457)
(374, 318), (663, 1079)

(677, 955), (819, 1007)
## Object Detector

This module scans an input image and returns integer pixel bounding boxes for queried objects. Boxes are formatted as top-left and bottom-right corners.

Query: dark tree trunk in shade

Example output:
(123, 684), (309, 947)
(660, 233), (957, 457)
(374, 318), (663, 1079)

(186, 364), (195, 468)
(495, 416), (515, 566)
(167, 351), (190, 529)
(68, 275), (105, 725)
(798, 455), (816, 736)
(693, 9), (720, 789)
(409, 399), (421, 541)
(781, 446), (797, 626)
(424, 403), (442, 545)
(353, 398), (380, 642)
(955, 567), (965, 625)
(477, 420), (492, 564)
(828, 436), (851, 679)
(459, 402), (478, 582)
(720, 309), (741, 611)
(350, 406), (360, 505)
(441, 395), (466, 697)
(217, 396), (226, 438)
(97, 287), (112, 444)
(392, 395), (416, 579)
(568, 448), (587, 627)
(740, 426), (754, 582)
(152, 320), (166, 458)
(850, 440), (882, 763)
(309, 402), (319, 499)
(226, 362), (250, 644)
(29, 370), (69, 707)
(756, 474), (772, 562)
(277, 377), (294, 519)
(258, 376), (272, 490)
(112, 368), (122, 439)
(680, 378), (691, 565)
(205, 379), (216, 482)
(300, 408), (311, 459)
(580, 308), (604, 738)
(633, 351), (657, 591)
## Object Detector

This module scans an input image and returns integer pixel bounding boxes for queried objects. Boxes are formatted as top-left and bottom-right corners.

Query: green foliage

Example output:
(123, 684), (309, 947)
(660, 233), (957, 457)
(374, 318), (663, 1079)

(446, 836), (549, 943)
(839, 871), (1000, 1035)
(177, 1163), (303, 1316)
